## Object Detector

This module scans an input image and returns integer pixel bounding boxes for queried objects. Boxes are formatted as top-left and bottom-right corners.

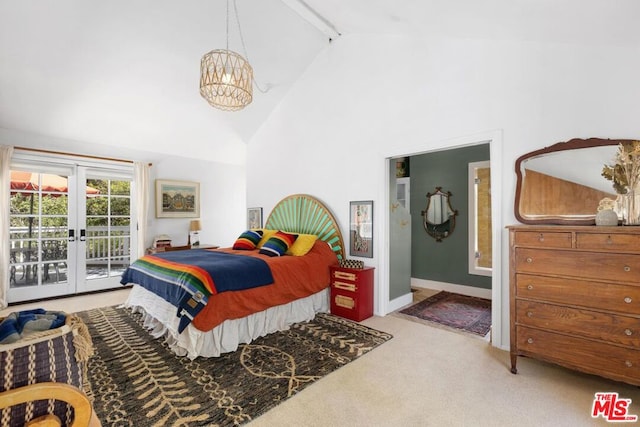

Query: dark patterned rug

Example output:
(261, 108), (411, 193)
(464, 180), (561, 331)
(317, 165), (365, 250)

(398, 291), (491, 336)
(77, 306), (392, 426)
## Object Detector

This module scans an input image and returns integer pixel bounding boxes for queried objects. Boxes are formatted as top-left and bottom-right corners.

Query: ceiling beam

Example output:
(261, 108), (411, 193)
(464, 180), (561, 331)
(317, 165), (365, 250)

(281, 0), (341, 40)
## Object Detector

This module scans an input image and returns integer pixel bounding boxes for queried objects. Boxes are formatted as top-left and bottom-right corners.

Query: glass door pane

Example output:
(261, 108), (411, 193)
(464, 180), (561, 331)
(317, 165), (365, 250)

(9, 170), (75, 302)
(78, 169), (133, 293)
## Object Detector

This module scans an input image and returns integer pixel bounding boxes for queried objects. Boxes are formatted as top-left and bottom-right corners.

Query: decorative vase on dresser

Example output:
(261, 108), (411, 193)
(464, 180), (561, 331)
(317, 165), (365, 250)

(508, 225), (640, 386)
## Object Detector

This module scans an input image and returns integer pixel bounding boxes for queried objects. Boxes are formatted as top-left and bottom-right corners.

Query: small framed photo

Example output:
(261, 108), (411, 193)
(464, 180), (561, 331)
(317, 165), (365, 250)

(349, 200), (373, 258)
(155, 179), (200, 218)
(247, 207), (263, 229)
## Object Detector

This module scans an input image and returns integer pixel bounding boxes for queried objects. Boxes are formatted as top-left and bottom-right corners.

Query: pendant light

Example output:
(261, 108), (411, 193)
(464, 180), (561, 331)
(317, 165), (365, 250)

(199, 0), (253, 111)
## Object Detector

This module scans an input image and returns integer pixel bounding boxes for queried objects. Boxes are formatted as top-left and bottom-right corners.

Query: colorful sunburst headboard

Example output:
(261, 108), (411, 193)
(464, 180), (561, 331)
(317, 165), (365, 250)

(264, 194), (344, 261)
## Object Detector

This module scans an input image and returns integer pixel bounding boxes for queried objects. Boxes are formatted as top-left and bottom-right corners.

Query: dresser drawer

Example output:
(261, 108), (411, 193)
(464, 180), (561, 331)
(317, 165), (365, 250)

(513, 231), (572, 248)
(516, 274), (640, 315)
(333, 270), (358, 282)
(331, 267), (373, 286)
(516, 326), (640, 385)
(515, 248), (640, 283)
(576, 232), (640, 252)
(330, 286), (373, 322)
(516, 300), (640, 348)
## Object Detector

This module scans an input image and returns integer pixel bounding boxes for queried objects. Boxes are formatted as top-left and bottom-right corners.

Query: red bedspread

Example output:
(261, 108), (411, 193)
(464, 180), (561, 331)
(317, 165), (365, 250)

(191, 239), (338, 332)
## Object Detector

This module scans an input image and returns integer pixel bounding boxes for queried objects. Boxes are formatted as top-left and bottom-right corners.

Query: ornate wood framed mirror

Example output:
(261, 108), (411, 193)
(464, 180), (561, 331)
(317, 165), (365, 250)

(421, 187), (458, 242)
(514, 137), (631, 225)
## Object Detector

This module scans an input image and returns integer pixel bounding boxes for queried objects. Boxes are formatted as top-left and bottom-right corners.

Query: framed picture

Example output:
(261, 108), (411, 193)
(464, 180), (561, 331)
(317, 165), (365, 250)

(349, 200), (373, 258)
(247, 207), (263, 229)
(155, 179), (200, 218)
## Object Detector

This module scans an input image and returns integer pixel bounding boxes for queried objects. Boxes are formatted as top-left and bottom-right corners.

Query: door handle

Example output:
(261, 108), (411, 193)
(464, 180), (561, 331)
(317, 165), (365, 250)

(68, 229), (76, 242)
(80, 229), (86, 242)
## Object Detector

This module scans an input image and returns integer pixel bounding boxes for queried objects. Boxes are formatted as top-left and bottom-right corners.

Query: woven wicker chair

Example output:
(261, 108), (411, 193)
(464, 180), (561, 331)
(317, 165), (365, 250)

(0, 382), (99, 426)
(0, 314), (98, 427)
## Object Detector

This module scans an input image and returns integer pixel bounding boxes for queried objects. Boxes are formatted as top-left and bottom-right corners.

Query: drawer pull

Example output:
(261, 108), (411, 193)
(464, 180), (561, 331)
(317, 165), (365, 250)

(624, 297), (633, 304)
(624, 329), (633, 336)
(538, 233), (544, 242)
(625, 361), (633, 368)
(623, 265), (631, 272)
(335, 295), (355, 309)
(526, 257), (533, 263)
(606, 236), (613, 245)
(333, 281), (357, 292)
(527, 284), (534, 291)
(527, 311), (533, 318)
(334, 271), (357, 281)
(527, 338), (534, 344)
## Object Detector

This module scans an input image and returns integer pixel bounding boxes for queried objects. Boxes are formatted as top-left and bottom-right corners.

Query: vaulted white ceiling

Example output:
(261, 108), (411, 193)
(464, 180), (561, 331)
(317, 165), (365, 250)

(1, 1), (638, 164)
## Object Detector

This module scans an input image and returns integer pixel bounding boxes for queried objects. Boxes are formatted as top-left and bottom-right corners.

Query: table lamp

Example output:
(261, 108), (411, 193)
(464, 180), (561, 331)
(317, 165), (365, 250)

(188, 219), (201, 246)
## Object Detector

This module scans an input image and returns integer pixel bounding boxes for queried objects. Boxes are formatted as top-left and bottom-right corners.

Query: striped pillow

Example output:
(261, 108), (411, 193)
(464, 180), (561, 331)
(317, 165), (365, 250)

(259, 231), (298, 257)
(232, 229), (263, 250)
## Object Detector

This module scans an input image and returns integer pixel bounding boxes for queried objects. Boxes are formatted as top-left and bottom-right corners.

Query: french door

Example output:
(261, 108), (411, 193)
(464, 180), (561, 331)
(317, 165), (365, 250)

(8, 160), (135, 303)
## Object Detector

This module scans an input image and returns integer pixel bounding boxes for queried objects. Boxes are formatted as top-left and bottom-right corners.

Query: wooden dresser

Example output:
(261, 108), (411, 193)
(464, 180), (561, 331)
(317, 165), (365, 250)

(508, 225), (640, 386)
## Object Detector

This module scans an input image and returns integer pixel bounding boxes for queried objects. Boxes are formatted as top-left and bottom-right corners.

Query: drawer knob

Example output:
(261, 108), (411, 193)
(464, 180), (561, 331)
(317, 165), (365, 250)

(623, 265), (631, 272)
(538, 233), (544, 242)
(624, 329), (633, 336)
(625, 360), (633, 368)
(624, 297), (633, 304)
(527, 284), (534, 291)
(527, 338), (534, 344)
(526, 257), (533, 263)
(527, 311), (533, 318)
(606, 236), (613, 245)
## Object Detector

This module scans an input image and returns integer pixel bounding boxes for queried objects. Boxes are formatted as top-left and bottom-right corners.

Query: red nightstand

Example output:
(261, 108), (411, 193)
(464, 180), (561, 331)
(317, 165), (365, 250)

(329, 265), (374, 322)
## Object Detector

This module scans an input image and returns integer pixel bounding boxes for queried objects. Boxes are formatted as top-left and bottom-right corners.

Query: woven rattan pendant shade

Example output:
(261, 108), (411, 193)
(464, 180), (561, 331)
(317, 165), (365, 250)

(199, 49), (253, 111)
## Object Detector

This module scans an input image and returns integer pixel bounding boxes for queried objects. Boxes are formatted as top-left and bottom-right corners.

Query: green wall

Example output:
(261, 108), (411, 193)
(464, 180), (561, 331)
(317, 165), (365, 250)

(410, 144), (491, 289)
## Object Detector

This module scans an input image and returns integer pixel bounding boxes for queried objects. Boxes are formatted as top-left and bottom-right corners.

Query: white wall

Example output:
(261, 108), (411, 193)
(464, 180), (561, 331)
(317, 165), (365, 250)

(247, 33), (640, 349)
(1, 127), (247, 251)
(148, 157), (246, 249)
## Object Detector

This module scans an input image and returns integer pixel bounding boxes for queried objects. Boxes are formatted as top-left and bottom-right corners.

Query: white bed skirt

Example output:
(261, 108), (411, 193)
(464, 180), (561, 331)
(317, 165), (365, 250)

(123, 285), (329, 359)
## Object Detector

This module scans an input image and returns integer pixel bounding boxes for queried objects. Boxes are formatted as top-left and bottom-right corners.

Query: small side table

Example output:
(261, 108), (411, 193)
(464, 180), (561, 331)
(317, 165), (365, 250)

(329, 265), (374, 322)
(190, 244), (219, 250)
(147, 244), (219, 254)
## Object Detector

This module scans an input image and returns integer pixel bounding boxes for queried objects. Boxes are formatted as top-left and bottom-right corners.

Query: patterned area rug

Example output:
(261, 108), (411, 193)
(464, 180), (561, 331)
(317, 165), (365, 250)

(398, 291), (491, 336)
(77, 306), (392, 426)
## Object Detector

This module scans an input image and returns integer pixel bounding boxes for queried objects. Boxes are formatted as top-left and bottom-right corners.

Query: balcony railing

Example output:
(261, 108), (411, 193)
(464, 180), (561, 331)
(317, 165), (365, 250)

(9, 226), (130, 287)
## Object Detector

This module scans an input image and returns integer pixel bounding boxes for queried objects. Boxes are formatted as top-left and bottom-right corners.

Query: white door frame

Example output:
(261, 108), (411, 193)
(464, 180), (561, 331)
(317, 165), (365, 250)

(9, 151), (136, 302)
(379, 129), (505, 350)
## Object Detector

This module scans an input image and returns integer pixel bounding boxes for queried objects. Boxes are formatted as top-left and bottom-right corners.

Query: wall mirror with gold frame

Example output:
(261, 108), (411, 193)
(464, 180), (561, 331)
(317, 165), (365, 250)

(514, 138), (630, 225)
(421, 187), (458, 242)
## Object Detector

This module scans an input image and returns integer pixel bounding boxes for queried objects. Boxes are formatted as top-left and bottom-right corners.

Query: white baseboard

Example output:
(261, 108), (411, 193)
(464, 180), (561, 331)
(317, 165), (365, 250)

(411, 278), (492, 300)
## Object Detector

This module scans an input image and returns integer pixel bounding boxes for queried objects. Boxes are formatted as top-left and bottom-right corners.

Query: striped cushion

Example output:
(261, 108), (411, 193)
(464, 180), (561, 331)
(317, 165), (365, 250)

(232, 229), (263, 250)
(259, 231), (298, 257)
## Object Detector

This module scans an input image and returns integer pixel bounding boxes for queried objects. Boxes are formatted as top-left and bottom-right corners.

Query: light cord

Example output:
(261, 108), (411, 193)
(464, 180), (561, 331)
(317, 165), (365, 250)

(232, 0), (270, 93)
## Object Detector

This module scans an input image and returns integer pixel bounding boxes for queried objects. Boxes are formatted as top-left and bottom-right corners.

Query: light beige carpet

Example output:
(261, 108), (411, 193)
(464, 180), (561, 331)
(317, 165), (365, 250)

(249, 314), (640, 427)
(5, 289), (639, 426)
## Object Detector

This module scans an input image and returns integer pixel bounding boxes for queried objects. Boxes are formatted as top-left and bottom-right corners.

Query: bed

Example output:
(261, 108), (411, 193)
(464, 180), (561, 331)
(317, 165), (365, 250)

(121, 194), (344, 359)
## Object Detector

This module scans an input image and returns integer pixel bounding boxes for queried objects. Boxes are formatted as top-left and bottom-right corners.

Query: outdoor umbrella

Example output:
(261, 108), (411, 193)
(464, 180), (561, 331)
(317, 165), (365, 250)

(10, 171), (100, 230)
(10, 171), (100, 194)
